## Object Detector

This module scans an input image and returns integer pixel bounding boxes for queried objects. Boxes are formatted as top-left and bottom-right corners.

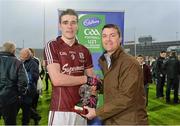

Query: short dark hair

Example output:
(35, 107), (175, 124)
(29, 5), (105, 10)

(160, 50), (166, 53)
(137, 54), (144, 58)
(170, 51), (177, 57)
(102, 24), (121, 37)
(59, 9), (78, 23)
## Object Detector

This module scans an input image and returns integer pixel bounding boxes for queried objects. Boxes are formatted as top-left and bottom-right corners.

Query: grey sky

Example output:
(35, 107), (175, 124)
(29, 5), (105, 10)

(0, 0), (180, 48)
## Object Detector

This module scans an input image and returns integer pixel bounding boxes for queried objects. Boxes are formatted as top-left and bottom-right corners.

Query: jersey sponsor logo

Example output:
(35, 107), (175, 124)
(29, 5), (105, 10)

(62, 63), (84, 75)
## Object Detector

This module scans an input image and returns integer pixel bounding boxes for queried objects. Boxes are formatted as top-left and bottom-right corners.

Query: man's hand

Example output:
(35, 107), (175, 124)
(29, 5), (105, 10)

(91, 86), (97, 96)
(81, 106), (96, 120)
(87, 76), (102, 90)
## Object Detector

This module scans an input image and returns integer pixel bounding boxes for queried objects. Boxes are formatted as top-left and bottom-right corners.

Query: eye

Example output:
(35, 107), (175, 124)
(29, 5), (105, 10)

(62, 21), (68, 25)
(70, 21), (77, 25)
(110, 34), (116, 37)
(102, 34), (107, 38)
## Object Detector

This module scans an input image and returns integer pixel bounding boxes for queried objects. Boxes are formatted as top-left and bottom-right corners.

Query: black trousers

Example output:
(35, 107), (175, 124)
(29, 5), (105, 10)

(156, 76), (165, 98)
(45, 73), (49, 90)
(166, 77), (179, 103)
(0, 101), (19, 125)
(18, 101), (31, 125)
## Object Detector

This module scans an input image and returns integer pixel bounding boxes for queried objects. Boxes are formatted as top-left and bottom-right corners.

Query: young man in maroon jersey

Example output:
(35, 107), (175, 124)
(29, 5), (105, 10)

(44, 9), (100, 125)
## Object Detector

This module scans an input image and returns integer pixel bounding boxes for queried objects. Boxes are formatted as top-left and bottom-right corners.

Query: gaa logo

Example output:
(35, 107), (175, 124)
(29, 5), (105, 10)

(83, 17), (101, 27)
(84, 29), (100, 36)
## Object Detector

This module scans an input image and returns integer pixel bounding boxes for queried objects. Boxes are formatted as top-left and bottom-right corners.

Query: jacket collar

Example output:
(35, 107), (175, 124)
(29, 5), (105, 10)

(99, 46), (124, 69)
(99, 46), (123, 62)
(0, 52), (15, 57)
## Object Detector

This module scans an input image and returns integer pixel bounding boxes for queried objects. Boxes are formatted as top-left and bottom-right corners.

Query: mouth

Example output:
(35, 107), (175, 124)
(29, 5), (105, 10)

(66, 31), (73, 33)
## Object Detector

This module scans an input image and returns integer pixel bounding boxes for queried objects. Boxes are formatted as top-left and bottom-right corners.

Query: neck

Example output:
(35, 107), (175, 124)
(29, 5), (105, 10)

(107, 46), (119, 56)
(107, 51), (114, 56)
(61, 36), (75, 46)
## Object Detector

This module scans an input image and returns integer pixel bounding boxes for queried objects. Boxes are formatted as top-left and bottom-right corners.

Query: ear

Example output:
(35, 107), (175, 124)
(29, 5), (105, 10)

(119, 37), (122, 45)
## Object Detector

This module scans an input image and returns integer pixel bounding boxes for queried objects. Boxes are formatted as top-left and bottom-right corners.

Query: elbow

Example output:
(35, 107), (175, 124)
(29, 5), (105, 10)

(51, 78), (63, 86)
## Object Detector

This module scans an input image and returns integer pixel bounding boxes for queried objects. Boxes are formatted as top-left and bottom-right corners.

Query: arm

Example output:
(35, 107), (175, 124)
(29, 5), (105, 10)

(17, 63), (28, 95)
(85, 67), (95, 77)
(47, 63), (87, 86)
(147, 65), (152, 83)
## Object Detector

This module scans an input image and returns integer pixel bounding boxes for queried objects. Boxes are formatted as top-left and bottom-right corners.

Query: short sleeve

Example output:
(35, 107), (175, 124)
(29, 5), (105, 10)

(44, 41), (59, 66)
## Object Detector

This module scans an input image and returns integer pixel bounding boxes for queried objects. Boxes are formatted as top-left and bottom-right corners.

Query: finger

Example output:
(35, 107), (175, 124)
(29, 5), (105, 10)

(84, 106), (89, 110)
(81, 114), (86, 117)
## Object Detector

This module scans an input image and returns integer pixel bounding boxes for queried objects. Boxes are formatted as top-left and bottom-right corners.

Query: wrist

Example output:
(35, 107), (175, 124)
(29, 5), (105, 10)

(83, 75), (88, 84)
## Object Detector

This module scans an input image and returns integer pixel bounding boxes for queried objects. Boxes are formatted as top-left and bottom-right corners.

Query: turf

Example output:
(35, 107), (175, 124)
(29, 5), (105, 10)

(1, 82), (180, 125)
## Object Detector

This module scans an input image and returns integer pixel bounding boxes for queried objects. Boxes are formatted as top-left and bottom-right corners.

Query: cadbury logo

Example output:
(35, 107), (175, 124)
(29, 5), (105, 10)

(83, 17), (100, 27)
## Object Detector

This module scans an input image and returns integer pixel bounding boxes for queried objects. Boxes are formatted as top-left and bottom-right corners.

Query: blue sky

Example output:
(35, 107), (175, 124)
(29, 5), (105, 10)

(0, 0), (180, 48)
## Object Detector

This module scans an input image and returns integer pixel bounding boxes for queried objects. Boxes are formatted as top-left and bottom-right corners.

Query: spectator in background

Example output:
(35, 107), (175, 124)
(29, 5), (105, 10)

(39, 60), (50, 91)
(44, 68), (50, 91)
(137, 54), (152, 106)
(156, 51), (166, 99)
(0, 41), (28, 125)
(164, 51), (180, 103)
(29, 48), (39, 65)
(84, 24), (148, 125)
(28, 48), (42, 124)
(39, 60), (45, 80)
(151, 57), (158, 84)
(19, 48), (40, 125)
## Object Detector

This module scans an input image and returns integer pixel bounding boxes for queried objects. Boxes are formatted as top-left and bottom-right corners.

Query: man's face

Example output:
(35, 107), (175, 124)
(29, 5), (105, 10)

(59, 15), (78, 40)
(160, 52), (166, 58)
(136, 56), (144, 65)
(102, 28), (121, 55)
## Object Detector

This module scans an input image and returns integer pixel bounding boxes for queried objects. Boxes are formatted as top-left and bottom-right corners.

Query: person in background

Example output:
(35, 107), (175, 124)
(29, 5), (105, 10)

(0, 41), (28, 125)
(19, 48), (40, 125)
(39, 60), (50, 91)
(136, 54), (152, 106)
(28, 48), (42, 124)
(44, 9), (101, 125)
(151, 57), (158, 84)
(44, 66), (50, 91)
(156, 51), (166, 99)
(164, 51), (180, 103)
(83, 24), (148, 125)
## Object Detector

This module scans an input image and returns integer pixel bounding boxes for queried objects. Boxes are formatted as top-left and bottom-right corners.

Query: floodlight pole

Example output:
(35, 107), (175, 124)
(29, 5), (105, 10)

(43, 0), (46, 47)
(134, 28), (136, 57)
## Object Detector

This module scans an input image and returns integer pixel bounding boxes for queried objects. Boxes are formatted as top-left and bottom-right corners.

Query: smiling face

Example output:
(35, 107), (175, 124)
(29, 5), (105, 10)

(59, 15), (78, 40)
(102, 27), (121, 55)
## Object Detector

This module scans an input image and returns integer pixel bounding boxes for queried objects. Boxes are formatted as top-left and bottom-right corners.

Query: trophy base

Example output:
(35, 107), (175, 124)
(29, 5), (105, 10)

(74, 105), (88, 115)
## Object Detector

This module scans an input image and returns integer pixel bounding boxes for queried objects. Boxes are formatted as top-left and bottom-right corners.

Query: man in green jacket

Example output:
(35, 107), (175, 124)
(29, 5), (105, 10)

(84, 24), (148, 125)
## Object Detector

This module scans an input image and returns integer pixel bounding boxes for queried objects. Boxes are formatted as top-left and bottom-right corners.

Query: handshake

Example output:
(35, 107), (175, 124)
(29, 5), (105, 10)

(74, 76), (102, 114)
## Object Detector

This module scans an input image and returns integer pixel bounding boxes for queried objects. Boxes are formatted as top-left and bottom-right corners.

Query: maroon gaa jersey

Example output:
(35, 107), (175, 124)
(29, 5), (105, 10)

(44, 36), (93, 111)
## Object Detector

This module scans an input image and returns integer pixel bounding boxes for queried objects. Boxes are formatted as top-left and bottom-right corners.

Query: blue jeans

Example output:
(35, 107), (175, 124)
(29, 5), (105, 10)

(87, 117), (102, 125)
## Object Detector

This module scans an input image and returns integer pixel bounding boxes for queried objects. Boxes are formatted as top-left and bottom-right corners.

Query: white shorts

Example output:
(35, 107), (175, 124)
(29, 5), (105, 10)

(48, 111), (87, 126)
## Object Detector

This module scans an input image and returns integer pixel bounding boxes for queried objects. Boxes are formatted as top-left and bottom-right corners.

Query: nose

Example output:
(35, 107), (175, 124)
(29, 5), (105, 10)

(105, 36), (111, 41)
(67, 23), (73, 28)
